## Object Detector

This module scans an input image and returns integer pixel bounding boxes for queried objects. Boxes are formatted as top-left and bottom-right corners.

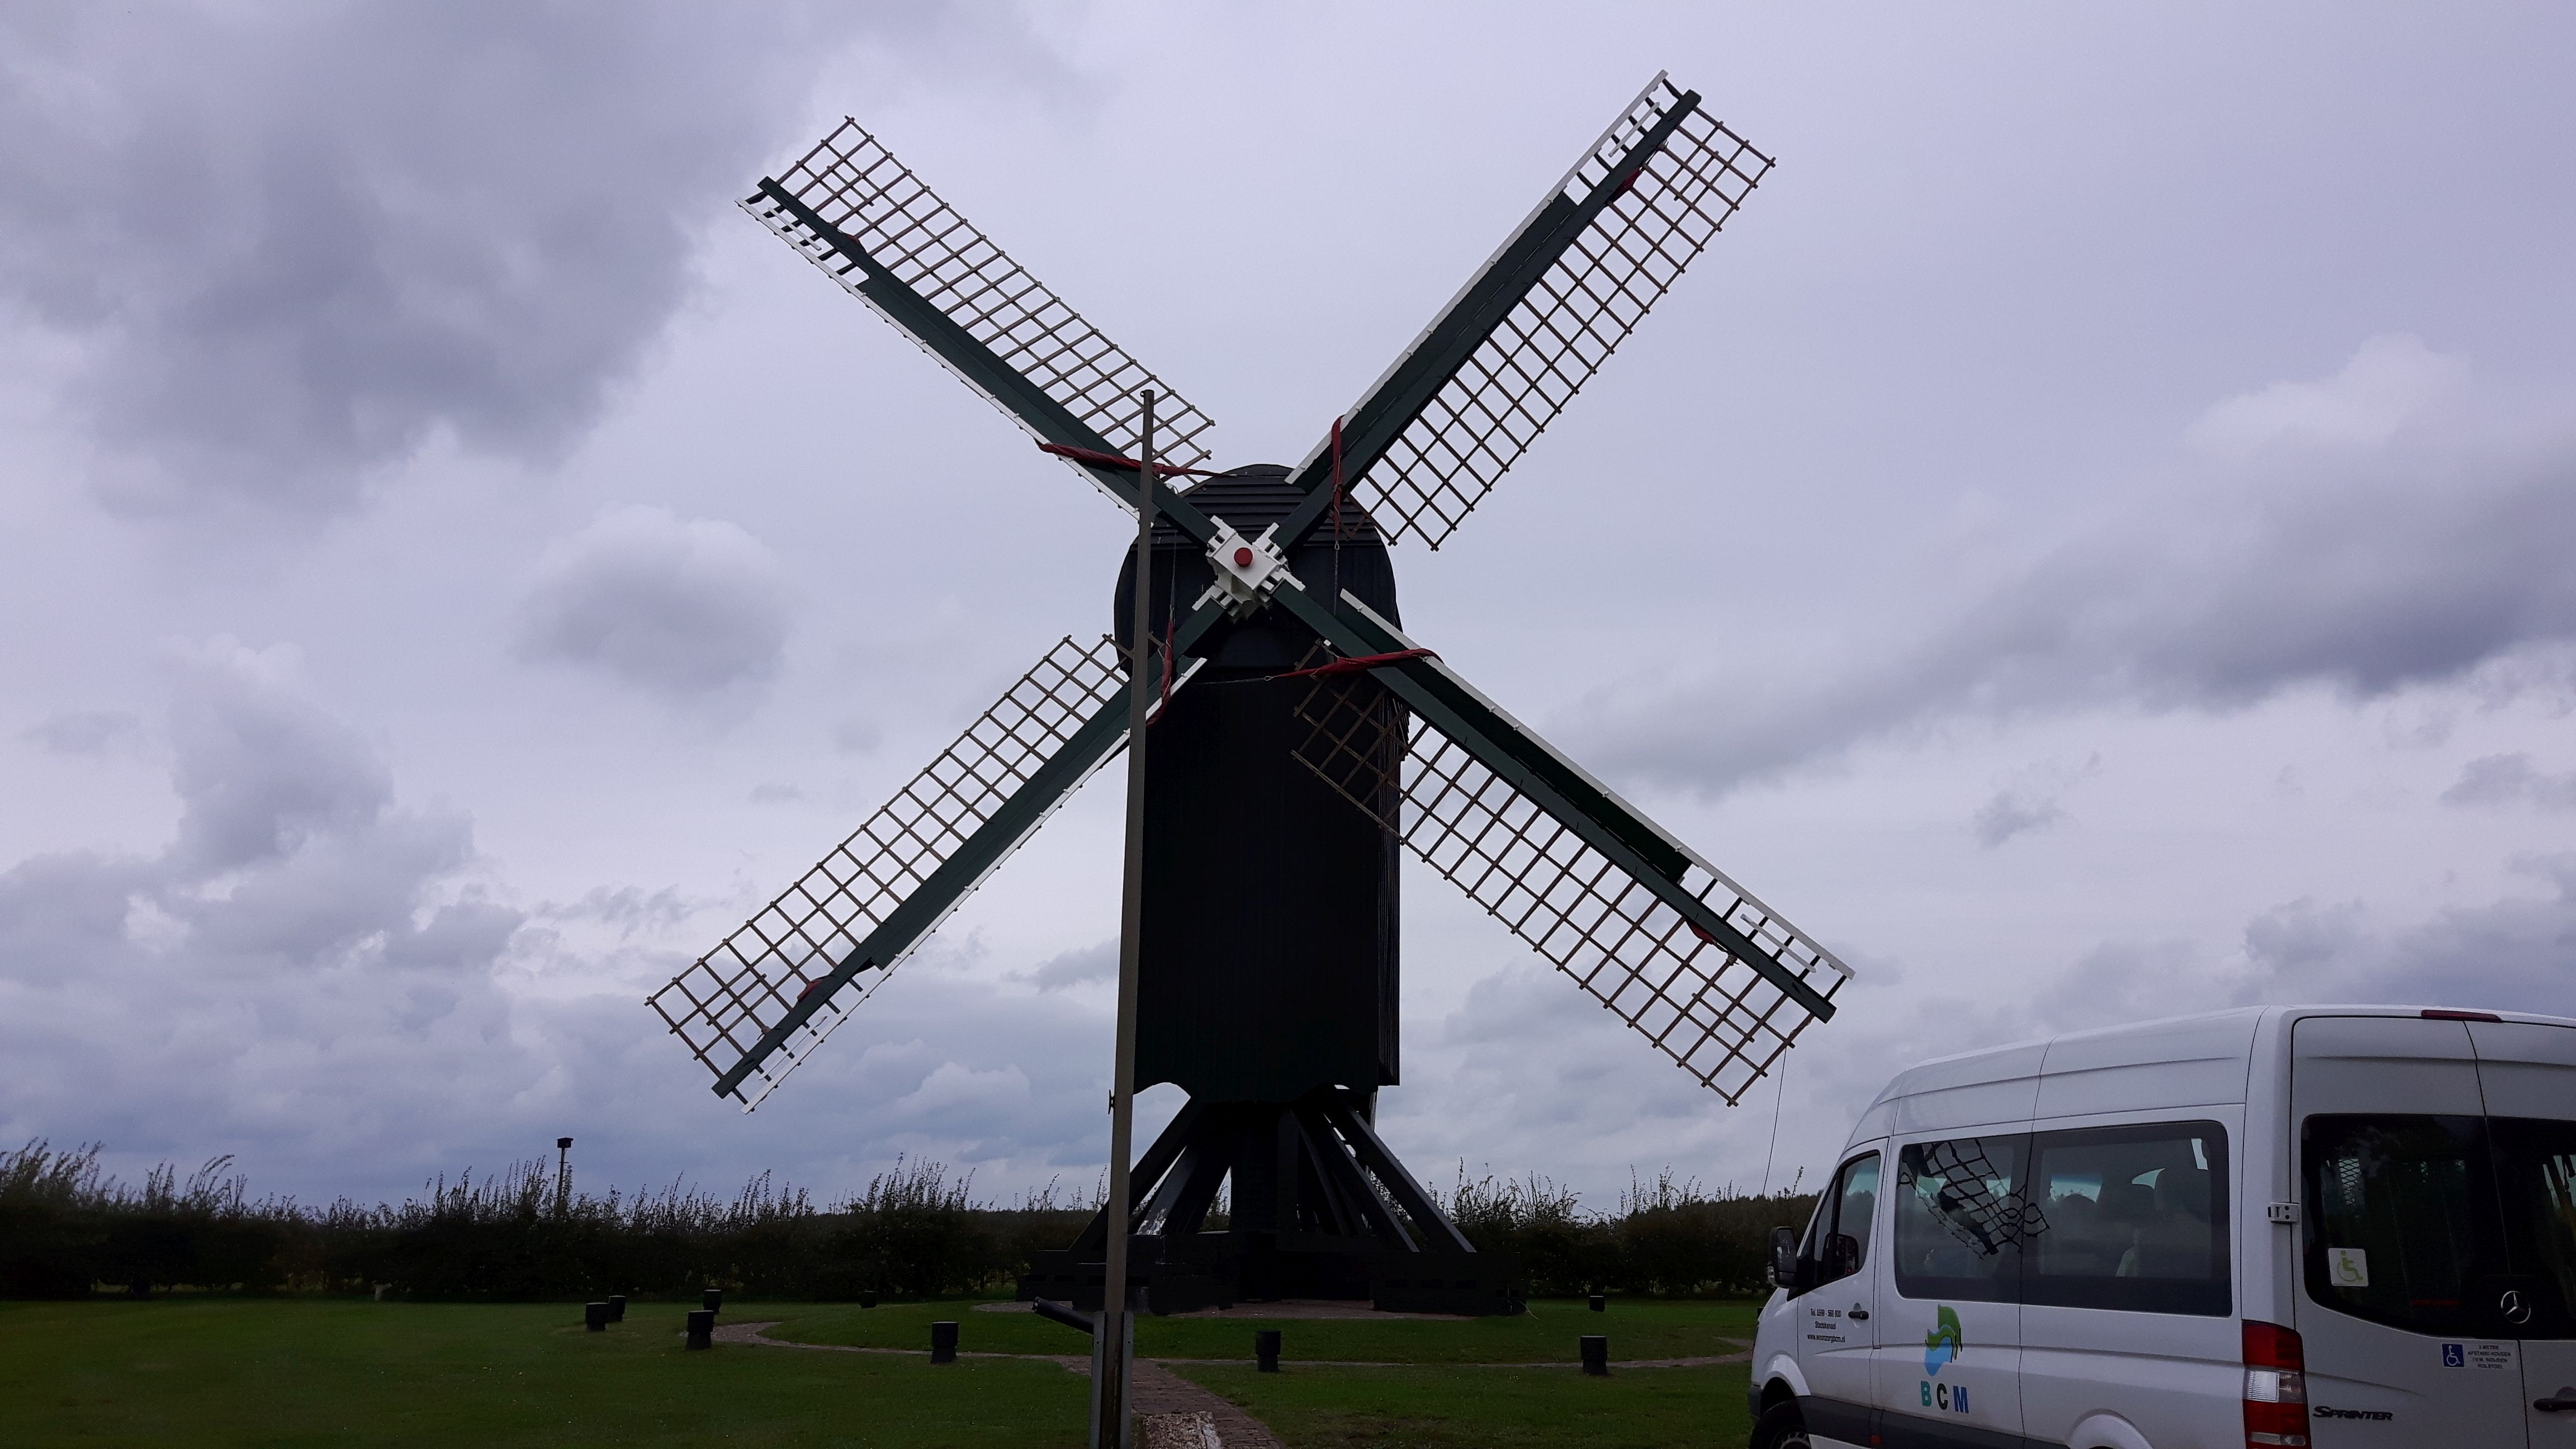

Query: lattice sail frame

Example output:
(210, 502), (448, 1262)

(1355, 74), (1771, 549)
(1290, 665), (1846, 1104)
(742, 119), (1215, 475)
(650, 638), (1126, 1107)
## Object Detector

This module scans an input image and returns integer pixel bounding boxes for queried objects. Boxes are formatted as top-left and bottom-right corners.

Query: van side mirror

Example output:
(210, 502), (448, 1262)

(1770, 1226), (1803, 1290)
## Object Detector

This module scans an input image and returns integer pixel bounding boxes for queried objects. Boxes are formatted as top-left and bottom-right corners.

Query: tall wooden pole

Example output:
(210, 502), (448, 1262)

(1095, 389), (1156, 1449)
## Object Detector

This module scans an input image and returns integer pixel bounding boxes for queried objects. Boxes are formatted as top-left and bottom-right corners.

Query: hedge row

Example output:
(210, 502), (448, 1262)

(1, 1140), (1812, 1301)
(1442, 1166), (1817, 1297)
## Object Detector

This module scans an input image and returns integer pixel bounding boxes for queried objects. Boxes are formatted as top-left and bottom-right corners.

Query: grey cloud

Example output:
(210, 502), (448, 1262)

(22, 710), (140, 755)
(2238, 862), (2576, 1016)
(0, 3), (950, 514)
(1972, 789), (2066, 849)
(1995, 866), (2576, 1048)
(834, 719), (886, 756)
(1024, 940), (1115, 991)
(0, 650), (1148, 1202)
(2442, 753), (2576, 811)
(0, 642), (531, 1166)
(164, 644), (395, 874)
(1597, 338), (2576, 793)
(1972, 755), (2097, 847)
(515, 506), (791, 700)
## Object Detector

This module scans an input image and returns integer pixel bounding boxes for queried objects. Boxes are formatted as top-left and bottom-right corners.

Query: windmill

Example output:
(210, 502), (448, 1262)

(650, 73), (1852, 1318)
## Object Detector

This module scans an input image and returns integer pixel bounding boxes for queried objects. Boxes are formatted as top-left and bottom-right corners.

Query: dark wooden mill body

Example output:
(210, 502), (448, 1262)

(1020, 468), (1497, 1313)
(652, 74), (1852, 1329)
(1127, 468), (1402, 1102)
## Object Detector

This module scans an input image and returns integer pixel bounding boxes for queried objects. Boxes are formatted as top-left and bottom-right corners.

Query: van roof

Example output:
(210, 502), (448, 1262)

(1846, 1003), (2576, 1143)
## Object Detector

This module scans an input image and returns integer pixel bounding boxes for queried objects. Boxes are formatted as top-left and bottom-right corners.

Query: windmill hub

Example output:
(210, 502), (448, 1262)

(1197, 519), (1297, 617)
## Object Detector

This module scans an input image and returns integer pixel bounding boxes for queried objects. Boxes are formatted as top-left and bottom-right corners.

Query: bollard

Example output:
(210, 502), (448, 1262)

(930, 1320), (959, 1365)
(1255, 1329), (1282, 1374)
(1580, 1334), (1608, 1376)
(609, 1295), (627, 1323)
(858, 1291), (878, 1309)
(702, 1289), (723, 1313)
(1588, 1293), (1606, 1313)
(585, 1301), (610, 1332)
(685, 1309), (714, 1350)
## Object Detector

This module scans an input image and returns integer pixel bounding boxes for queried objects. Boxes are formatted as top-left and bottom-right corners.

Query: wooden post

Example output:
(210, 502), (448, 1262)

(1094, 390), (1157, 1449)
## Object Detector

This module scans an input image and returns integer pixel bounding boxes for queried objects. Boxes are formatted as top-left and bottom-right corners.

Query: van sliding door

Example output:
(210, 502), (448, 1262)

(1878, 1134), (2024, 1445)
(2018, 1120), (2237, 1446)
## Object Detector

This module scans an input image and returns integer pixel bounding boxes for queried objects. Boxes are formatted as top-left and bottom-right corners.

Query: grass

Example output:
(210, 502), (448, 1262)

(773, 1295), (1759, 1366)
(1175, 1362), (1755, 1449)
(0, 1294), (1762, 1447)
(0, 1298), (1085, 1447)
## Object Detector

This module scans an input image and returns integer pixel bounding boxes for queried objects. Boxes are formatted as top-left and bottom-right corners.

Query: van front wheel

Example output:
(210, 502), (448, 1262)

(1750, 1401), (1811, 1449)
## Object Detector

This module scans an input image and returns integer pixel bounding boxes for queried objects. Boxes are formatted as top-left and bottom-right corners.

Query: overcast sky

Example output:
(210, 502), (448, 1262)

(5, 1), (2574, 1213)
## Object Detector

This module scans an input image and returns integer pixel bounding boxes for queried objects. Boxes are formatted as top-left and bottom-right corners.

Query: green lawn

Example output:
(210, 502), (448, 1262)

(1176, 1362), (1754, 1449)
(0, 1295), (1761, 1447)
(0, 1298), (1086, 1448)
(774, 1295), (1758, 1366)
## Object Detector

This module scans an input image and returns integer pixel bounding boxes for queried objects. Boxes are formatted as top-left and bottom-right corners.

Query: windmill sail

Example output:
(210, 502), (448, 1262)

(651, 637), (1136, 1107)
(1281, 74), (1769, 551)
(742, 120), (1215, 480)
(1283, 607), (1847, 1105)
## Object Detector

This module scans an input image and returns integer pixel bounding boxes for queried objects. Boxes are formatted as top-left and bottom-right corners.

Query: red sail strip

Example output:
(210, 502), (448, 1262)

(1036, 441), (1216, 479)
(1277, 648), (1438, 681)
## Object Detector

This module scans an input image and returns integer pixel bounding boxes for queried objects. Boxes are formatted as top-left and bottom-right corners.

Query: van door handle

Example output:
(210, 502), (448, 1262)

(2536, 1398), (2576, 1413)
(1848, 1309), (1869, 1321)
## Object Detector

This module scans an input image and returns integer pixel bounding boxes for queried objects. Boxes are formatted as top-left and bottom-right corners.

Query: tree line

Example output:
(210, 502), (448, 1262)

(0, 1140), (1813, 1301)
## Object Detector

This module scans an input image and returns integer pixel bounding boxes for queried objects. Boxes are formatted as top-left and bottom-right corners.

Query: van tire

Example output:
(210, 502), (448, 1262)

(1750, 1401), (1811, 1449)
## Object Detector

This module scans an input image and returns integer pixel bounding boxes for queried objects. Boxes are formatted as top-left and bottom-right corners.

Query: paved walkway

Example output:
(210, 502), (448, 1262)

(713, 1322), (1276, 1447)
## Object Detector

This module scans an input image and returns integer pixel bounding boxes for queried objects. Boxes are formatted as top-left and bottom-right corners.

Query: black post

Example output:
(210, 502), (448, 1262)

(1035, 1299), (1096, 1337)
(685, 1309), (714, 1349)
(931, 1320), (959, 1365)
(1254, 1329), (1281, 1373)
(859, 1290), (878, 1309)
(585, 1301), (610, 1332)
(1588, 1293), (1606, 1313)
(1580, 1334), (1608, 1376)
(702, 1289), (722, 1313)
(609, 1294), (627, 1322)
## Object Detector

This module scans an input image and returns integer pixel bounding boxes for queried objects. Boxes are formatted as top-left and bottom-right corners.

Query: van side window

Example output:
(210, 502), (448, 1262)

(2303, 1114), (2506, 1336)
(1805, 1152), (1881, 1287)
(2490, 1116), (2576, 1340)
(2024, 1121), (2231, 1316)
(1893, 1136), (2027, 1303)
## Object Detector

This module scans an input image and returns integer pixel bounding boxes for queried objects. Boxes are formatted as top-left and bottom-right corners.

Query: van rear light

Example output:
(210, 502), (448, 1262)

(2421, 1008), (2503, 1022)
(2243, 1319), (2309, 1448)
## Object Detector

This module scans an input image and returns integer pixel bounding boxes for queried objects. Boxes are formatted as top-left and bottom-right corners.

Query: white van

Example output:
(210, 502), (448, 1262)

(1749, 1005), (2576, 1448)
